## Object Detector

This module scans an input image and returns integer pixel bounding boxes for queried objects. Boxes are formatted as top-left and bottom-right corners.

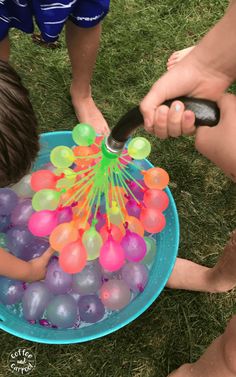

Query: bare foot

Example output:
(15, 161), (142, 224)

(70, 84), (110, 136)
(167, 46), (195, 70)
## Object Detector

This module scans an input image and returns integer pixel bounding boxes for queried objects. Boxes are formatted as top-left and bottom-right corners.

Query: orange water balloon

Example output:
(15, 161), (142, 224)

(124, 216), (144, 237)
(49, 222), (78, 252)
(100, 223), (123, 242)
(59, 240), (87, 274)
(31, 170), (57, 191)
(143, 167), (169, 190)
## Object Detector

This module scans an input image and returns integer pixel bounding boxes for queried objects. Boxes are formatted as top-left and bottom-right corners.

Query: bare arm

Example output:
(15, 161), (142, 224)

(0, 247), (55, 282)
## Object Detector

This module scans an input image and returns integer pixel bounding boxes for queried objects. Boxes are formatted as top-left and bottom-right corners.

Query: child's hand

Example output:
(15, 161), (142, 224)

(27, 247), (55, 282)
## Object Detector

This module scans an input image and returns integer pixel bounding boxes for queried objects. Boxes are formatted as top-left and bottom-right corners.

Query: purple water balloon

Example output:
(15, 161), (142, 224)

(57, 206), (73, 224)
(72, 262), (102, 295)
(100, 279), (131, 310)
(78, 294), (105, 323)
(20, 238), (50, 261)
(0, 214), (11, 232)
(69, 291), (80, 304)
(0, 277), (24, 305)
(46, 294), (78, 329)
(6, 226), (34, 257)
(126, 199), (141, 218)
(127, 181), (145, 201)
(45, 260), (72, 295)
(121, 229), (147, 262)
(22, 282), (53, 320)
(0, 188), (18, 216)
(11, 199), (34, 227)
(121, 262), (148, 292)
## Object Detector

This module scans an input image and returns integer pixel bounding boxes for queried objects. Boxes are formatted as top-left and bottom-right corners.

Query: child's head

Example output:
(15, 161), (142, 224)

(0, 60), (39, 187)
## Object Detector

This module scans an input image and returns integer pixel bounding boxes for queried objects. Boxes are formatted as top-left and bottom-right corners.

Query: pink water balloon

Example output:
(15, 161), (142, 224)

(143, 189), (169, 211)
(28, 210), (58, 237)
(99, 235), (125, 272)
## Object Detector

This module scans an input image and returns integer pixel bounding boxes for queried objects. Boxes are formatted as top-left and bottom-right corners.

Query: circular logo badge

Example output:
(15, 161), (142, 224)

(8, 348), (36, 376)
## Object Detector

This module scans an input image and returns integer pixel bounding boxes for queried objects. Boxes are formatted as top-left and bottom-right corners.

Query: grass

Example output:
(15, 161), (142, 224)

(1, 0), (236, 376)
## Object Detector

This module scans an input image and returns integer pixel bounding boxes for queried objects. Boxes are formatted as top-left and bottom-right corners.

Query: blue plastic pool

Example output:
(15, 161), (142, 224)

(0, 131), (179, 344)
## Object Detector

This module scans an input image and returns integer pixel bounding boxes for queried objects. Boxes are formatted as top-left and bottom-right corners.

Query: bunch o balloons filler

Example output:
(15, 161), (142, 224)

(0, 98), (219, 341)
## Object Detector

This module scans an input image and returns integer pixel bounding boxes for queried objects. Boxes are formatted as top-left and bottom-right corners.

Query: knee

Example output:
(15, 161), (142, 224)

(222, 316), (236, 374)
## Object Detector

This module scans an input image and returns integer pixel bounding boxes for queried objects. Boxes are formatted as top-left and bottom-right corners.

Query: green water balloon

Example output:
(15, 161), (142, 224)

(141, 236), (156, 266)
(32, 189), (60, 211)
(72, 123), (96, 146)
(50, 146), (75, 168)
(0, 233), (7, 249)
(82, 224), (103, 261)
(127, 137), (151, 160)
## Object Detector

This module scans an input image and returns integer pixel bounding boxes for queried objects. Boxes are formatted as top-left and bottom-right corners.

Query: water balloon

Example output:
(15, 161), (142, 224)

(50, 146), (75, 168)
(128, 137), (151, 160)
(32, 189), (60, 211)
(11, 199), (34, 227)
(121, 229), (147, 262)
(143, 167), (169, 190)
(78, 294), (105, 323)
(122, 262), (149, 292)
(0, 277), (24, 305)
(49, 222), (78, 252)
(72, 262), (102, 294)
(59, 240), (87, 274)
(46, 294), (78, 328)
(28, 210), (58, 237)
(140, 207), (166, 233)
(22, 282), (53, 321)
(72, 123), (96, 146)
(100, 279), (131, 310)
(82, 224), (103, 260)
(45, 260), (72, 295)
(31, 170), (57, 191)
(0, 188), (18, 215)
(99, 235), (125, 272)
(143, 189), (169, 211)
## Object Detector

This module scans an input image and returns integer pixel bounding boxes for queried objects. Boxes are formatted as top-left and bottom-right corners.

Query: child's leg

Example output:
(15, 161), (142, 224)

(167, 229), (236, 293)
(0, 35), (10, 62)
(65, 21), (109, 135)
(168, 315), (236, 377)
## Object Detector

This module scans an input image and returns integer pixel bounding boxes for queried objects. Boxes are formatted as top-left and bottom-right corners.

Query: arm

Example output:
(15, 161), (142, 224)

(140, 0), (236, 133)
(0, 247), (54, 282)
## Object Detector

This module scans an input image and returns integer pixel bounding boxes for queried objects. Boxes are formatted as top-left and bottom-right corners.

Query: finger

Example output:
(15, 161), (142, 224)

(167, 101), (185, 137)
(181, 110), (196, 136)
(140, 67), (190, 130)
(153, 105), (169, 139)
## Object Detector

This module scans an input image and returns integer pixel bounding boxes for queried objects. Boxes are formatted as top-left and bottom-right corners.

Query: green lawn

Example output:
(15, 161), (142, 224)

(1, 1), (236, 376)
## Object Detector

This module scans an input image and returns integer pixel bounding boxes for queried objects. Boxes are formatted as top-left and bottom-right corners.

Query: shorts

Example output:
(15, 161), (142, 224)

(0, 0), (110, 42)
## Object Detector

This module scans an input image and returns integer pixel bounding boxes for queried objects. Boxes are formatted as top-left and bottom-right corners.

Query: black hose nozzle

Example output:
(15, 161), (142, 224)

(105, 97), (220, 154)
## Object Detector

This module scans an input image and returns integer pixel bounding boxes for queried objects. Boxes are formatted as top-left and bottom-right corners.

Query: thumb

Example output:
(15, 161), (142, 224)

(41, 247), (55, 264)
